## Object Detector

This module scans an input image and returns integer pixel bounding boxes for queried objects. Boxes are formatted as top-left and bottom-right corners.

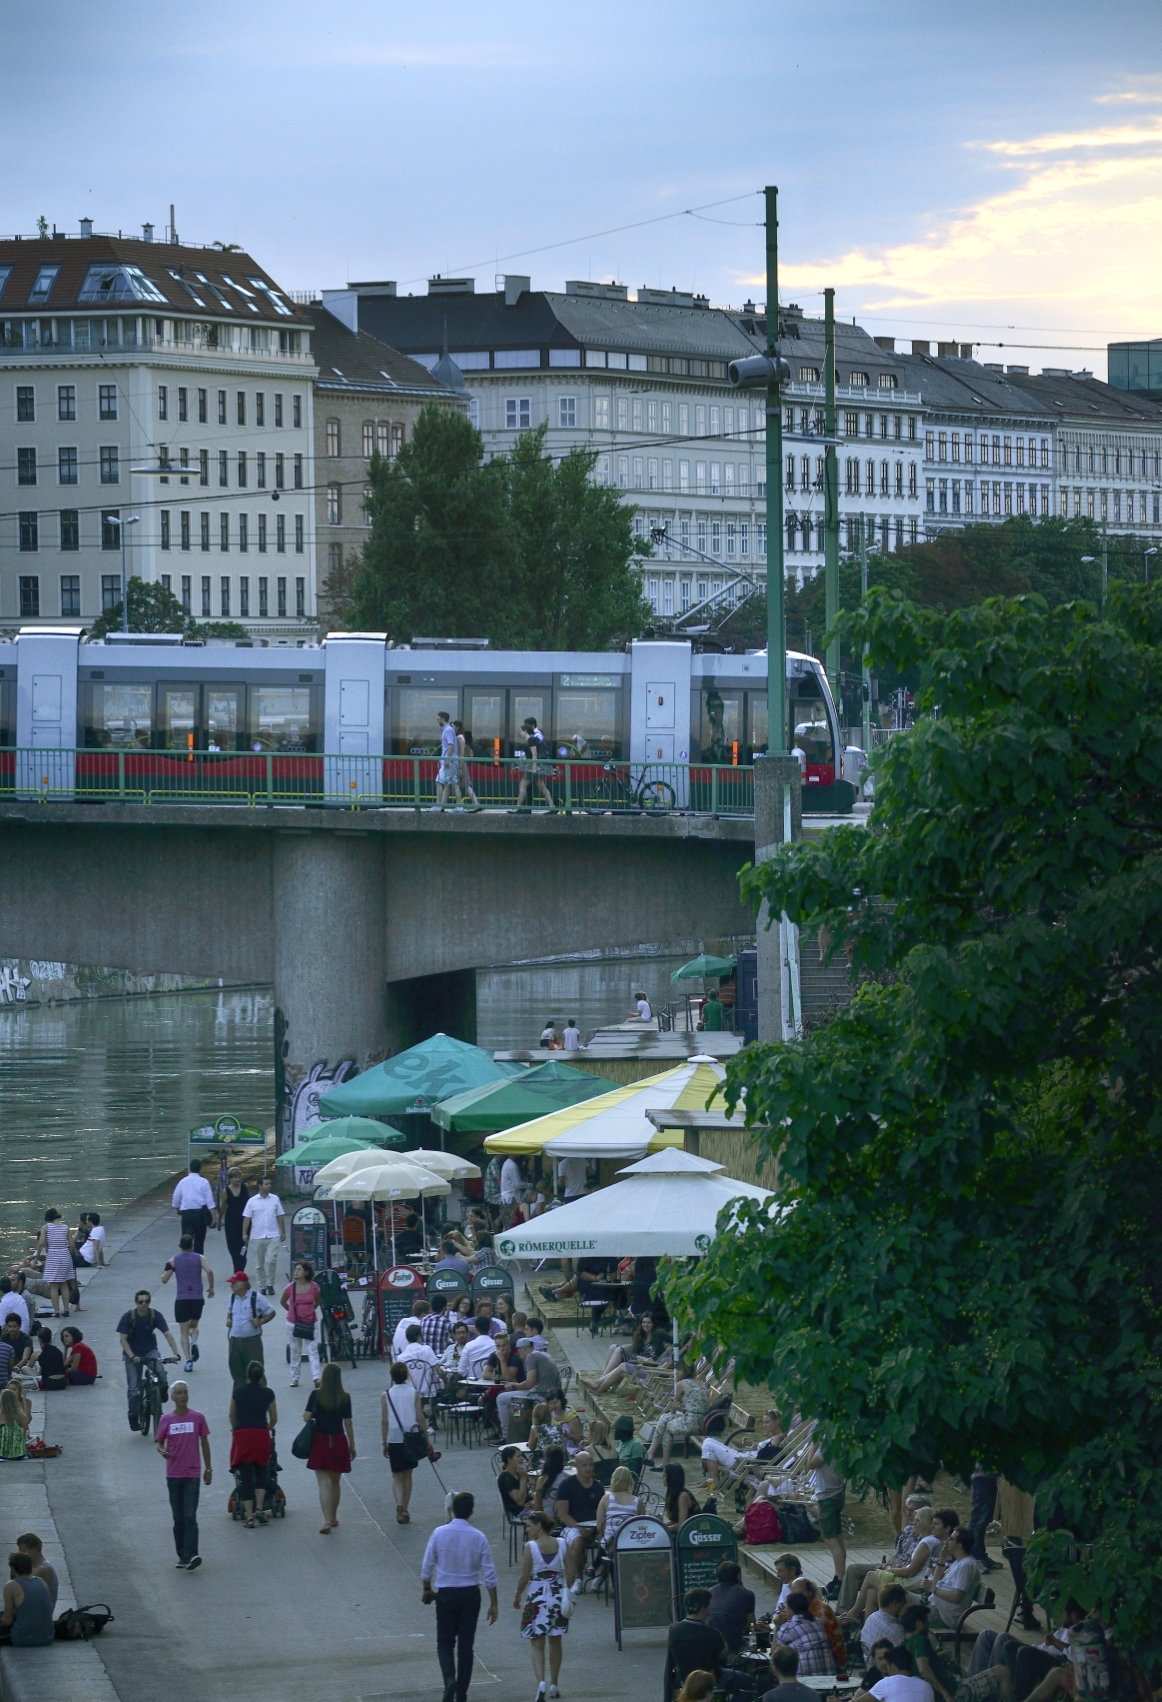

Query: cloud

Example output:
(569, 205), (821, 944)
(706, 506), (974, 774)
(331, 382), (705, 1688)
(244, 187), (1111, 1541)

(749, 88), (1162, 344)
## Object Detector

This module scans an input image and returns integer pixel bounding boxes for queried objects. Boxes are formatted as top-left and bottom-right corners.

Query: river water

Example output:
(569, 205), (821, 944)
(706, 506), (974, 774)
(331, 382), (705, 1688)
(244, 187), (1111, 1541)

(0, 953), (689, 1264)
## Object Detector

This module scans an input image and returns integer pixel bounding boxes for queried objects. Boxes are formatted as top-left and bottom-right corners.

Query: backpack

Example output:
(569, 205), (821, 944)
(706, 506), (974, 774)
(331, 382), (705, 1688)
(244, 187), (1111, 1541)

(743, 1498), (781, 1545)
(776, 1502), (819, 1544)
(55, 1604), (114, 1641)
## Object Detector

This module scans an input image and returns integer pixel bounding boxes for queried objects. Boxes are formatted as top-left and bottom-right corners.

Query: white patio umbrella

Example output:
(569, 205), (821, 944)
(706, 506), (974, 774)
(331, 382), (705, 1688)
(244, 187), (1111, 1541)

(492, 1147), (775, 1260)
(312, 1147), (392, 1186)
(322, 1159), (451, 1267)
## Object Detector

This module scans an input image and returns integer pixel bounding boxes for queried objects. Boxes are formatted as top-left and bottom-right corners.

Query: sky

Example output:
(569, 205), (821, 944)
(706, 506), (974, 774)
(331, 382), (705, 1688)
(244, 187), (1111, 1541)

(4, 0), (1162, 378)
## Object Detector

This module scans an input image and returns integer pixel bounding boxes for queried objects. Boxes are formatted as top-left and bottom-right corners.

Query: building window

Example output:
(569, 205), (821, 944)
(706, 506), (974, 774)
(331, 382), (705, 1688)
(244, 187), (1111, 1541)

(726, 521), (736, 556)
(711, 519), (721, 555)
(277, 576), (287, 616)
(276, 514), (286, 553)
(259, 577), (269, 617)
(19, 575), (39, 616)
(240, 576), (249, 617)
(709, 406), (720, 436)
(274, 453), (285, 490)
(256, 452), (266, 490)
(255, 393), (264, 427)
(60, 573), (80, 616)
(293, 395), (302, 428)
(99, 384), (118, 420)
(293, 454), (303, 489)
(695, 404), (706, 437)
(219, 451), (229, 488)
(662, 458), (673, 492)
(596, 454), (610, 485)
(239, 514), (249, 552)
(505, 398), (531, 430)
(181, 575), (191, 612)
(237, 451), (247, 488)
(699, 461), (709, 495)
(237, 391), (246, 427)
(559, 396), (577, 429)
(925, 431), (934, 460)
(180, 511), (190, 550)
(632, 399), (643, 432)
(881, 460), (890, 496)
(197, 449), (208, 487)
(593, 395), (610, 430)
(661, 401), (672, 433)
(17, 447), (37, 486)
(326, 419), (340, 457)
(647, 457), (658, 491)
(617, 456), (628, 490)
(697, 519), (707, 554)
(895, 462), (904, 497)
(296, 577), (305, 616)
(711, 462), (721, 495)
(757, 521), (766, 557)
(220, 513), (229, 551)
(218, 389), (227, 425)
(391, 423), (404, 457)
(909, 462), (917, 498)
(161, 510), (171, 550)
(294, 515), (304, 554)
(258, 513), (267, 553)
(18, 512), (38, 552)
(327, 484), (341, 524)
(58, 384), (76, 421)
(362, 422), (374, 459)
(679, 460), (690, 493)
(866, 460), (875, 497)
(648, 400), (658, 433)
(198, 387), (207, 423)
(60, 509), (79, 551)
(274, 394), (284, 428)
(926, 478), (935, 513)
(15, 386), (34, 422)
(679, 403), (689, 434)
(158, 384), (168, 421)
(220, 577), (230, 617)
(56, 446), (77, 485)
(938, 432), (947, 462)
(99, 574), (119, 610)
(200, 512), (211, 551)
(201, 576), (211, 616)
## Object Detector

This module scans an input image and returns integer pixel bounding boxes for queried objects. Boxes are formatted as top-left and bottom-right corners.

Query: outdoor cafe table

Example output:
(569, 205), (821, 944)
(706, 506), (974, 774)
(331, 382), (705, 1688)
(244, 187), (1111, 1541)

(735, 1654), (860, 1697)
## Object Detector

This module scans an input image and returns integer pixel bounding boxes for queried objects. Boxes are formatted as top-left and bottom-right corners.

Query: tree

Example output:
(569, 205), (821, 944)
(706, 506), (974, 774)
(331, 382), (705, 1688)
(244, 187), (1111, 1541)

(666, 582), (1162, 1660)
(88, 577), (247, 642)
(345, 406), (650, 648)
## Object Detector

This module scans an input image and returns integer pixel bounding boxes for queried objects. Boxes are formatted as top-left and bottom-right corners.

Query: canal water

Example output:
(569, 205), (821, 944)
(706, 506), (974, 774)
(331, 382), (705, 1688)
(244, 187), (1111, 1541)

(0, 953), (690, 1265)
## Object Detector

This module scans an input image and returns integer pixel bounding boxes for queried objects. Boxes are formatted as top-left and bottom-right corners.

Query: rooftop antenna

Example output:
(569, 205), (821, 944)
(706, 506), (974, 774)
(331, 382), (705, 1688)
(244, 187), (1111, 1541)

(169, 202), (178, 244)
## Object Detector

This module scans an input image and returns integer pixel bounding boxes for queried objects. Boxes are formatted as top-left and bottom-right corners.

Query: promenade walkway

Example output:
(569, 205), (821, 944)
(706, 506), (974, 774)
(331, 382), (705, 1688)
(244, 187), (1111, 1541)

(2, 1192), (669, 1702)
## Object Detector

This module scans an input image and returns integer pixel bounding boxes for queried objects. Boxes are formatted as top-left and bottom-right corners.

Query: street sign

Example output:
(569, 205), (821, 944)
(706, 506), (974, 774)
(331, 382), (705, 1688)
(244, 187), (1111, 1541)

(427, 1267), (469, 1304)
(290, 1206), (327, 1272)
(675, 1513), (737, 1603)
(471, 1265), (514, 1309)
(611, 1515), (675, 1649)
(379, 1265), (426, 1354)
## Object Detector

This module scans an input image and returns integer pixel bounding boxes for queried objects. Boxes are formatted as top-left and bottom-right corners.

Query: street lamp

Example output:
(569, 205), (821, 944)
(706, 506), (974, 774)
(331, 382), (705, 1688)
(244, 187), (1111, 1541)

(104, 514), (140, 632)
(1145, 546), (1158, 584)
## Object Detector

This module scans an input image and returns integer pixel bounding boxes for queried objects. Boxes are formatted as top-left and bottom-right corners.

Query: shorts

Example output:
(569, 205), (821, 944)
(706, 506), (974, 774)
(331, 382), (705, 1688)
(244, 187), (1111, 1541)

(818, 1490), (846, 1539)
(173, 1299), (204, 1324)
(956, 1673), (1006, 1702)
(388, 1442), (417, 1474)
(437, 759), (459, 784)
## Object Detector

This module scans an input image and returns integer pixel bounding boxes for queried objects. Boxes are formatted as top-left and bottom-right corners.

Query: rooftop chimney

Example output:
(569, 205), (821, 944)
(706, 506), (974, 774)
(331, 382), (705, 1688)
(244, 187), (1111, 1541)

(79, 218), (93, 239)
(911, 340), (930, 356)
(502, 274), (530, 307)
(347, 280), (397, 296)
(142, 222), (154, 242)
(564, 280), (628, 301)
(873, 336), (896, 352)
(1006, 364), (1029, 375)
(427, 276), (475, 295)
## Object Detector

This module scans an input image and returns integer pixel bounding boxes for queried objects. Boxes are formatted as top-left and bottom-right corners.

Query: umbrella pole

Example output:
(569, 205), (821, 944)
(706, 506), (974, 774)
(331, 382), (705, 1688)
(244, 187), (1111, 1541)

(673, 1315), (679, 1400)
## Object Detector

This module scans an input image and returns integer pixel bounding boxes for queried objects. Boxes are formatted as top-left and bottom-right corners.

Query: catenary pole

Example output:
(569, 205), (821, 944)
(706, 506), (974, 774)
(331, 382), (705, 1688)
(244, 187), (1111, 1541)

(766, 186), (788, 757)
(824, 287), (840, 702)
(860, 513), (871, 753)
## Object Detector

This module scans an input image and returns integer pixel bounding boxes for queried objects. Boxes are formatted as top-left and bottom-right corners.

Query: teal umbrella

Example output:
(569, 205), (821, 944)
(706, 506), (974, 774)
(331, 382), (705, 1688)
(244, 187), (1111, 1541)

(273, 1117), (405, 1167)
(318, 1033), (520, 1119)
(670, 954), (736, 984)
(432, 1060), (622, 1135)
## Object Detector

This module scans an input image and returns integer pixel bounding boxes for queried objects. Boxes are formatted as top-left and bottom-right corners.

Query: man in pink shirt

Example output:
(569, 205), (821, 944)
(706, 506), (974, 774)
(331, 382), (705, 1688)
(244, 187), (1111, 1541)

(156, 1381), (212, 1571)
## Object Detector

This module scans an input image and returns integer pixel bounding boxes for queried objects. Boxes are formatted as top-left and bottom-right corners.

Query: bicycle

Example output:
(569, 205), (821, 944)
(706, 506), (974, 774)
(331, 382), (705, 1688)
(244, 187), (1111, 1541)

(322, 1303), (357, 1370)
(136, 1356), (176, 1439)
(580, 761), (675, 815)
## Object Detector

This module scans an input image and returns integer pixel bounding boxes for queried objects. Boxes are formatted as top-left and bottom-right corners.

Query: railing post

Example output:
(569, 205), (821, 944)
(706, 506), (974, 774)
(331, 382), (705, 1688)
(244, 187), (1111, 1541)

(565, 759), (573, 815)
(711, 764), (719, 817)
(413, 756), (420, 812)
(118, 748), (125, 801)
(265, 752), (273, 806)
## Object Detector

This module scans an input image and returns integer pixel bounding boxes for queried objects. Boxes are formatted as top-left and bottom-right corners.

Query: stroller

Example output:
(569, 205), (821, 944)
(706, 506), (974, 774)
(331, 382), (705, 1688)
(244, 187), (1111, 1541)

(228, 1429), (287, 1522)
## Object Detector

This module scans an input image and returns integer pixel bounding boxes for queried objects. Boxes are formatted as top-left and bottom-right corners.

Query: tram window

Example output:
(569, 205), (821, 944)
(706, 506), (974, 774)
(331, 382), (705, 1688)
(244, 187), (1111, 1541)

(85, 683), (152, 749)
(789, 671), (834, 777)
(395, 688), (459, 754)
(700, 690), (741, 762)
(553, 691), (619, 757)
(0, 680), (13, 747)
(159, 688), (197, 751)
(511, 695), (547, 752)
(206, 686), (243, 751)
(466, 693), (502, 752)
(747, 693), (768, 756)
(250, 687), (317, 753)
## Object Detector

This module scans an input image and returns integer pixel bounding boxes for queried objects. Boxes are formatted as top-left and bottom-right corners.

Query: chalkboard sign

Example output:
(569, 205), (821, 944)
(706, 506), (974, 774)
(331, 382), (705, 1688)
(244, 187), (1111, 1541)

(612, 1515), (675, 1650)
(379, 1265), (426, 1353)
(472, 1266), (514, 1308)
(676, 1513), (737, 1602)
(290, 1206), (328, 1273)
(427, 1268), (469, 1304)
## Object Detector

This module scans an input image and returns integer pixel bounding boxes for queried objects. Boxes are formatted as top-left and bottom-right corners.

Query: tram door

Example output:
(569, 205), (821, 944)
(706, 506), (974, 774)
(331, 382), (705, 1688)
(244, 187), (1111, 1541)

(511, 694), (547, 756)
(466, 693), (503, 762)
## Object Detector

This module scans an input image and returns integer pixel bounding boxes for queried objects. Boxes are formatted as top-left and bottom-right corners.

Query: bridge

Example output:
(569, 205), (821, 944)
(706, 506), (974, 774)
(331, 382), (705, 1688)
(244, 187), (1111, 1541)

(0, 791), (773, 1141)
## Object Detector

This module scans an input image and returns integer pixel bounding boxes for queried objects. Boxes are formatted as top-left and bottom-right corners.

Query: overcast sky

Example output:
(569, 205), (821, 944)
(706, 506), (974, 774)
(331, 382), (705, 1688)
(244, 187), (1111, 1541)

(5, 0), (1161, 376)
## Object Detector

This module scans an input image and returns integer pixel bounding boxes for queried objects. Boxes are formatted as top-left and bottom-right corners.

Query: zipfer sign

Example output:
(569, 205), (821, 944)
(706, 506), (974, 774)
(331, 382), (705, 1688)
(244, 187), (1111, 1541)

(497, 1235), (598, 1257)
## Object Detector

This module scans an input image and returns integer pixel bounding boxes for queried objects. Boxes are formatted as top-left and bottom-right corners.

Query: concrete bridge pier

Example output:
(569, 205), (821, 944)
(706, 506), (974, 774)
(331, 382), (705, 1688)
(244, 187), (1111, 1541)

(273, 829), (388, 1147)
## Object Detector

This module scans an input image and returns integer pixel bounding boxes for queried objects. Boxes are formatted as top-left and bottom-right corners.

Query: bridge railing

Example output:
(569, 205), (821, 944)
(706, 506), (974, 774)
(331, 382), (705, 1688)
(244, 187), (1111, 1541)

(0, 749), (757, 817)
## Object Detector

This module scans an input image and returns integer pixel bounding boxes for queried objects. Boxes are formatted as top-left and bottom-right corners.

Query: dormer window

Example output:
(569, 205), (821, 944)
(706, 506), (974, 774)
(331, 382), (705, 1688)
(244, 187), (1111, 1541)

(29, 265), (60, 304)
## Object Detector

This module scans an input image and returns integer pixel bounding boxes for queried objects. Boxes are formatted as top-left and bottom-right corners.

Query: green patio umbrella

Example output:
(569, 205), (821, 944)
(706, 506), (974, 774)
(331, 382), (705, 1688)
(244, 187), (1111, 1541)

(670, 953), (736, 984)
(432, 1060), (623, 1136)
(273, 1116), (405, 1168)
(318, 1033), (520, 1119)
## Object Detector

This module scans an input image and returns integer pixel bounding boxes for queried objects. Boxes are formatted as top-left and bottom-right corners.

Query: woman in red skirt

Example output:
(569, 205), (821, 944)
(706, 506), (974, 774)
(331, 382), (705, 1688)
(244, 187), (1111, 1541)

(304, 1361), (355, 1534)
(229, 1362), (277, 1526)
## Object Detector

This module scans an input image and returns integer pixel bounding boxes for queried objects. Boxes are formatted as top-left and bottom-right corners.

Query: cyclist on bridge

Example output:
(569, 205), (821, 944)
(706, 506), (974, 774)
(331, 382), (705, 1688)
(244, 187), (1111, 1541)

(117, 1290), (180, 1430)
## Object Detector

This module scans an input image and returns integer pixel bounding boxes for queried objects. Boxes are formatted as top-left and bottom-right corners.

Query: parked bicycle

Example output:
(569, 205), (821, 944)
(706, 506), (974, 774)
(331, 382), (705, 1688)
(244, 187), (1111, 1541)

(580, 762), (675, 815)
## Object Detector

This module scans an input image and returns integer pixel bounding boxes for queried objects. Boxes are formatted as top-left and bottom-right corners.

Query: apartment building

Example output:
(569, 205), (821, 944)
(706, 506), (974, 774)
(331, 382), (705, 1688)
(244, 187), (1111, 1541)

(305, 305), (466, 620)
(0, 225), (317, 635)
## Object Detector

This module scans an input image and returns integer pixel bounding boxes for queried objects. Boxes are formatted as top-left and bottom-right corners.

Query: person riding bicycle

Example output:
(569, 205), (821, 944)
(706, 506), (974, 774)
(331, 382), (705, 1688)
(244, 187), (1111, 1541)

(117, 1289), (180, 1430)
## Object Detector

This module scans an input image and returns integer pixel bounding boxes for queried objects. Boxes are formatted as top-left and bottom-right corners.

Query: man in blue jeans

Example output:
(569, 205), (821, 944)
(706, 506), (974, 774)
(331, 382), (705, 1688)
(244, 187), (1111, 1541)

(116, 1291), (180, 1429)
(421, 1492), (498, 1702)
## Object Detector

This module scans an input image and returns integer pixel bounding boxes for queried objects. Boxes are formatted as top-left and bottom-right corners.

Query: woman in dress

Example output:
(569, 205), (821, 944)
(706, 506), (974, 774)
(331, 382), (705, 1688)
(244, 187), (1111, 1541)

(580, 1310), (665, 1396)
(645, 1363), (710, 1468)
(279, 1260), (322, 1389)
(513, 1509), (576, 1701)
(0, 1384), (32, 1460)
(36, 1210), (76, 1318)
(229, 1361), (277, 1526)
(303, 1361), (355, 1534)
(381, 1360), (429, 1525)
(220, 1169), (250, 1273)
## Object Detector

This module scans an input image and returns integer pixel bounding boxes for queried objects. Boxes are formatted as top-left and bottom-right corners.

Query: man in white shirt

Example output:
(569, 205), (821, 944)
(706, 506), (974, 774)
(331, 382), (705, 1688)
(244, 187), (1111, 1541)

(562, 1018), (581, 1052)
(0, 1278), (30, 1336)
(457, 1323), (499, 1382)
(439, 1321), (472, 1376)
(629, 991), (652, 1021)
(860, 1645), (934, 1702)
(499, 1156), (522, 1210)
(392, 1298), (430, 1360)
(241, 1176), (285, 1294)
(926, 1528), (982, 1628)
(172, 1160), (216, 1254)
(398, 1325), (442, 1402)
(420, 1491), (498, 1702)
(79, 1213), (106, 1267)
(556, 1156), (589, 1202)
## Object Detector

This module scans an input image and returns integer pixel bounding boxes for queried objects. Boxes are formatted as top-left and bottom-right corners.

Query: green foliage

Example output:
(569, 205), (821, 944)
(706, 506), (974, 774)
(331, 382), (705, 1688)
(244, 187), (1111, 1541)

(346, 405), (650, 648)
(88, 578), (247, 642)
(666, 582), (1162, 1660)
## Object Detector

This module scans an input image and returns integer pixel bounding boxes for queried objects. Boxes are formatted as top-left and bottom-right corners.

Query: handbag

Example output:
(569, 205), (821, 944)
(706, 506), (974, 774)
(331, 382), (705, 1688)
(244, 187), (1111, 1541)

(55, 1604), (114, 1641)
(292, 1321), (316, 1340)
(291, 1418), (315, 1460)
(389, 1390), (429, 1466)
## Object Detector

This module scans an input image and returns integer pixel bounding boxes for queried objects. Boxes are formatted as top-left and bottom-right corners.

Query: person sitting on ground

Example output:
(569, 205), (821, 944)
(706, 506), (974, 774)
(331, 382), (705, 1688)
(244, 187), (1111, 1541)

(34, 1327), (68, 1392)
(852, 1643), (935, 1702)
(702, 1408), (787, 1490)
(580, 1310), (667, 1396)
(0, 1552), (53, 1647)
(589, 1464), (644, 1590)
(0, 1314), (32, 1379)
(14, 1536), (57, 1611)
(613, 1412), (647, 1471)
(645, 1361), (711, 1468)
(709, 1559), (756, 1656)
(902, 1602), (1014, 1702)
(761, 1642), (821, 1702)
(663, 1462), (701, 1533)
(775, 1590), (837, 1677)
(533, 1445), (569, 1516)
(60, 1325), (96, 1385)
(497, 1445), (532, 1525)
(0, 1384), (32, 1461)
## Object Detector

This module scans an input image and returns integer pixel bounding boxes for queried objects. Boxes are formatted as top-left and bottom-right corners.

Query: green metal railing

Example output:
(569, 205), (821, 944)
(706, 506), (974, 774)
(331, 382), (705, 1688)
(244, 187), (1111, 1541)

(0, 750), (757, 816)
